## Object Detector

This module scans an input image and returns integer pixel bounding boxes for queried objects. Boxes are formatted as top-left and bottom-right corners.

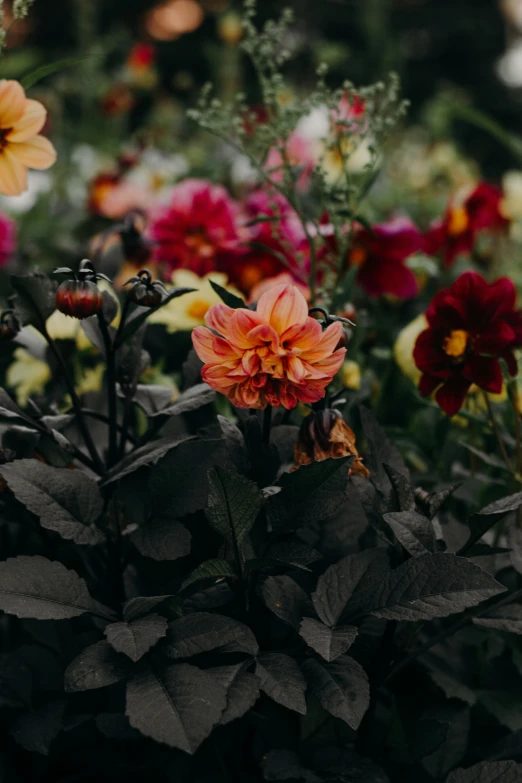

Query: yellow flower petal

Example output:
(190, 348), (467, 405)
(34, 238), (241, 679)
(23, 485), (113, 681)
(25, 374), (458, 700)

(0, 80), (26, 127)
(0, 148), (28, 196)
(11, 135), (57, 170)
(7, 348), (51, 406)
(7, 99), (47, 142)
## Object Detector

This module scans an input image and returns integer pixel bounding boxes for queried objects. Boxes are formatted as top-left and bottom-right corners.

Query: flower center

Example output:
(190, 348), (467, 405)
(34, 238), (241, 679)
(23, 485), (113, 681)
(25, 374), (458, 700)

(185, 228), (215, 258)
(447, 205), (469, 236)
(349, 247), (367, 267)
(443, 329), (468, 358)
(0, 128), (12, 151)
(186, 298), (211, 320)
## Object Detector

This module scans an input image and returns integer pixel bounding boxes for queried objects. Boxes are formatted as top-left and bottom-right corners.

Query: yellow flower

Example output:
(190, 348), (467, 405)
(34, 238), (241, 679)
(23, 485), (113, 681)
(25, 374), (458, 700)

(77, 365), (105, 395)
(45, 310), (92, 351)
(148, 270), (243, 332)
(0, 80), (56, 196)
(341, 360), (361, 390)
(7, 347), (51, 406)
(394, 314), (428, 385)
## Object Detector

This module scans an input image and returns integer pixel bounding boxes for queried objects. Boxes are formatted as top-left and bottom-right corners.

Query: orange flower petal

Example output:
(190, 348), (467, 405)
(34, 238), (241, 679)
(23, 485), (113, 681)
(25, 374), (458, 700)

(0, 80), (26, 127)
(10, 135), (57, 170)
(256, 283), (308, 335)
(7, 99), (46, 142)
(246, 322), (280, 352)
(311, 348), (346, 376)
(280, 318), (322, 352)
(227, 309), (264, 349)
(192, 326), (219, 363)
(301, 321), (342, 361)
(0, 148), (28, 195)
(205, 302), (235, 337)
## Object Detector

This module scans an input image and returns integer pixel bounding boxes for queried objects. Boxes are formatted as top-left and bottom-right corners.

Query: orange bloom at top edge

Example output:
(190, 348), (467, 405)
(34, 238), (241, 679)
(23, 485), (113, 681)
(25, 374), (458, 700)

(0, 80), (57, 196)
(192, 284), (346, 410)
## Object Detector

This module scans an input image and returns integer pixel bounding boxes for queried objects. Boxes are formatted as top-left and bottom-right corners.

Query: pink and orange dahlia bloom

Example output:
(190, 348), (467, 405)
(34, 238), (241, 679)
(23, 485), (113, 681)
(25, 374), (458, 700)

(192, 283), (346, 409)
(413, 271), (522, 416)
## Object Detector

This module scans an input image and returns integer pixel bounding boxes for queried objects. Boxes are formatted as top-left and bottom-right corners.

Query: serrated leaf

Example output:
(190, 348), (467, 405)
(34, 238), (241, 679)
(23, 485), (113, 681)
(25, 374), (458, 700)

(261, 574), (312, 630)
(383, 511), (437, 556)
(269, 456), (352, 530)
(211, 664), (260, 725)
(131, 519), (191, 561)
(359, 406), (408, 496)
(11, 273), (56, 328)
(105, 615), (168, 662)
(0, 460), (105, 546)
(209, 280), (246, 309)
(206, 466), (262, 552)
(125, 662), (226, 753)
(149, 383), (216, 417)
(103, 434), (196, 485)
(10, 700), (66, 756)
(255, 653), (307, 714)
(473, 604), (522, 635)
(123, 595), (174, 622)
(0, 555), (101, 620)
(353, 553), (506, 622)
(64, 641), (135, 692)
(165, 612), (258, 658)
(312, 549), (390, 626)
(180, 559), (237, 592)
(383, 463), (416, 511)
(302, 655), (369, 729)
(446, 760), (522, 782)
(114, 287), (196, 348)
(300, 618), (358, 661)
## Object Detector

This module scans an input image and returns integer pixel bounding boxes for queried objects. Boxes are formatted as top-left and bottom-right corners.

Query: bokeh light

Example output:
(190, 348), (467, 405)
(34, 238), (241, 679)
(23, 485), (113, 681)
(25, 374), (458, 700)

(146, 0), (204, 41)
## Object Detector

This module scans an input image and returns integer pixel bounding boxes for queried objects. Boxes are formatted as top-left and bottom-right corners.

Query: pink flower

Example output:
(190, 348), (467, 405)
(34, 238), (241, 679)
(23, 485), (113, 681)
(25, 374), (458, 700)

(228, 190), (308, 294)
(192, 283), (346, 409)
(264, 132), (317, 191)
(0, 211), (15, 266)
(149, 179), (245, 276)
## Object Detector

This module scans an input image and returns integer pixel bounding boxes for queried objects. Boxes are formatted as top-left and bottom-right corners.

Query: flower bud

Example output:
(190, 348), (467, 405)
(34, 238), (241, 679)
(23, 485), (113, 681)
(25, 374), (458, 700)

(124, 269), (166, 308)
(0, 310), (20, 340)
(294, 408), (370, 478)
(56, 280), (103, 319)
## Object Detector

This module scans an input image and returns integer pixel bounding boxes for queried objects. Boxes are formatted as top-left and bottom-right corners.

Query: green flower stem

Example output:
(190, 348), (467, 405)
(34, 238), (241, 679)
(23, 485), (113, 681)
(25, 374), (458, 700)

(97, 313), (118, 469)
(483, 391), (514, 475)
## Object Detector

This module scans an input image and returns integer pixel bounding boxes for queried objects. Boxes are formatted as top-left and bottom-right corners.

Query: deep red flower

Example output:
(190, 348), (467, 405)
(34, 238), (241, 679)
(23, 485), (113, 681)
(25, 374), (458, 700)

(149, 179), (245, 277)
(413, 271), (522, 416)
(227, 190), (308, 294)
(127, 43), (156, 72)
(424, 183), (508, 267)
(0, 210), (15, 267)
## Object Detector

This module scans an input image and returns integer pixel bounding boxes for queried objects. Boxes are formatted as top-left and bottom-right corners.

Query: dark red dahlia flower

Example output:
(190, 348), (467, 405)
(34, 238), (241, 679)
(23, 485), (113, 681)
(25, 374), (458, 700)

(413, 271), (522, 416)
(424, 183), (508, 267)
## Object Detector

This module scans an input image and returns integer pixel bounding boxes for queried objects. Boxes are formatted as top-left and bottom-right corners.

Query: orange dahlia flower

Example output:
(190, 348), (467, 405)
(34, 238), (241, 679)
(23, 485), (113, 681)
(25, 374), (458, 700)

(0, 80), (56, 196)
(192, 284), (346, 409)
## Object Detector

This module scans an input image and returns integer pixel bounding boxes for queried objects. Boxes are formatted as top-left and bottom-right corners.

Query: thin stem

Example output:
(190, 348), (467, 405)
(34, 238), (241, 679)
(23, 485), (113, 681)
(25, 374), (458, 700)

(97, 313), (118, 469)
(509, 382), (522, 476)
(483, 391), (514, 474)
(42, 326), (104, 474)
(262, 405), (272, 445)
(118, 396), (133, 460)
(81, 408), (136, 444)
(384, 585), (522, 685)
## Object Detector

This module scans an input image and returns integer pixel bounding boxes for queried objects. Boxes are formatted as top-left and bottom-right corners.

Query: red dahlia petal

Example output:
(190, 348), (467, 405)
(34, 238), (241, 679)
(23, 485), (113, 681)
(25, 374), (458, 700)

(418, 373), (441, 397)
(463, 356), (503, 394)
(435, 376), (471, 416)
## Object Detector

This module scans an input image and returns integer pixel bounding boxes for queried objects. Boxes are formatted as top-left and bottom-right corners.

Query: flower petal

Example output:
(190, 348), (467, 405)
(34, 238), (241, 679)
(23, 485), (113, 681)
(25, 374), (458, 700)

(7, 99), (46, 142)
(280, 318), (322, 352)
(435, 376), (471, 416)
(10, 135), (57, 170)
(0, 149), (28, 196)
(227, 309), (265, 349)
(463, 356), (503, 394)
(301, 321), (342, 362)
(205, 302), (236, 337)
(0, 80), (26, 127)
(256, 283), (308, 334)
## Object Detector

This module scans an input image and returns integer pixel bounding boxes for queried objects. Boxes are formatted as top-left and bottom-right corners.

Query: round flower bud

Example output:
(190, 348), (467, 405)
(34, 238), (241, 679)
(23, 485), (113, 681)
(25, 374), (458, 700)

(0, 310), (20, 340)
(56, 280), (103, 319)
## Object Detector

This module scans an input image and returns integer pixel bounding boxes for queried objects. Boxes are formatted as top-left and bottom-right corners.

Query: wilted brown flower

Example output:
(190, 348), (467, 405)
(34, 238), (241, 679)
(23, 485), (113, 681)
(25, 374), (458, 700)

(293, 408), (370, 478)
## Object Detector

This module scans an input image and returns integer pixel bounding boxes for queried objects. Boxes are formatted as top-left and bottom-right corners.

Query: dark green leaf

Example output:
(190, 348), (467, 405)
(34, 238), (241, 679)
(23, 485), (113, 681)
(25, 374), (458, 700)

(95, 713), (142, 740)
(209, 280), (246, 309)
(149, 383), (216, 417)
(383, 463), (415, 512)
(103, 434), (196, 485)
(446, 760), (522, 782)
(0, 388), (36, 426)
(478, 492), (522, 517)
(206, 466), (262, 549)
(130, 384), (174, 415)
(211, 664), (260, 725)
(123, 595), (174, 622)
(0, 460), (105, 546)
(105, 615), (169, 662)
(180, 560), (237, 593)
(473, 604), (522, 635)
(0, 555), (100, 620)
(261, 750), (322, 782)
(125, 661), (226, 752)
(255, 653), (307, 714)
(11, 273), (56, 328)
(262, 574), (312, 630)
(383, 511), (437, 556)
(302, 655), (369, 729)
(114, 287), (196, 348)
(165, 612), (258, 658)
(264, 542), (322, 570)
(10, 701), (65, 756)
(130, 519), (191, 561)
(21, 55), (92, 89)
(64, 641), (135, 692)
(359, 406), (408, 496)
(300, 618), (358, 661)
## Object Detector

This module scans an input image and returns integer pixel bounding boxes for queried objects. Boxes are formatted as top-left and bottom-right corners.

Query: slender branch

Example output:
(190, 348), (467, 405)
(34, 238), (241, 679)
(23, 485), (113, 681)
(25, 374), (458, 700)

(384, 585), (522, 685)
(118, 395), (133, 460)
(41, 326), (104, 474)
(483, 391), (514, 474)
(80, 408), (136, 444)
(97, 313), (118, 469)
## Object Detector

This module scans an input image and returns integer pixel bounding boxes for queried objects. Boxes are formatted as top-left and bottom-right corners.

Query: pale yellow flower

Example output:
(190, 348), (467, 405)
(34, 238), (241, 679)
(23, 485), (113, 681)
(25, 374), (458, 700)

(341, 360), (361, 390)
(7, 347), (51, 405)
(148, 270), (243, 332)
(394, 314), (428, 385)
(76, 364), (105, 395)
(46, 310), (92, 351)
(0, 80), (56, 196)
